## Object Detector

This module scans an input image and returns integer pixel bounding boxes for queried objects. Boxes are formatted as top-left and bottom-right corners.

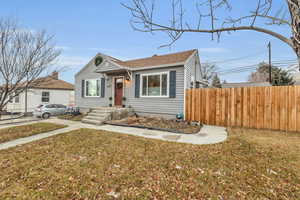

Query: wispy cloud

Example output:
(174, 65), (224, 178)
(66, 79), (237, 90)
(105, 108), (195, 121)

(55, 46), (72, 51)
(54, 46), (118, 53)
(55, 56), (90, 68)
(199, 47), (229, 53)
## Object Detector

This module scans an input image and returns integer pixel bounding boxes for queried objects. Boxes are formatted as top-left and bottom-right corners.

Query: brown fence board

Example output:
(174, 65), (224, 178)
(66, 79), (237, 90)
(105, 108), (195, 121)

(185, 86), (300, 132)
(297, 86), (300, 131)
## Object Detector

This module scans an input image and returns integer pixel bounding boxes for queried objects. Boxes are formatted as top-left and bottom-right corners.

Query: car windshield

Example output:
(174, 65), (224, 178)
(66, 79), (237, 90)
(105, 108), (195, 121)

(37, 105), (43, 108)
(56, 104), (66, 108)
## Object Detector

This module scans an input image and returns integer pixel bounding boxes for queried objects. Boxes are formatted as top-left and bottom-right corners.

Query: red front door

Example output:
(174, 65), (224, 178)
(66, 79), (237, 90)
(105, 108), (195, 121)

(114, 77), (123, 106)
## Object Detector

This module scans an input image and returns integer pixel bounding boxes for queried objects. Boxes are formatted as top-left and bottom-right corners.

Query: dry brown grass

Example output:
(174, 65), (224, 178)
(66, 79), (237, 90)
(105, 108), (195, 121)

(0, 122), (67, 143)
(0, 128), (299, 199)
(229, 127), (300, 173)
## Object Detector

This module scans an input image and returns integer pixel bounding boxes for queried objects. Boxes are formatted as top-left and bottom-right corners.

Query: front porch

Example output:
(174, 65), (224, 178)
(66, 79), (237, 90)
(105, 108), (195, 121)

(96, 67), (132, 108)
(81, 106), (134, 125)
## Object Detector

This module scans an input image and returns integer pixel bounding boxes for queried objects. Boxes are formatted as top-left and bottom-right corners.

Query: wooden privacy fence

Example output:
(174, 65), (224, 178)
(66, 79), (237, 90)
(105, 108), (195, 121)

(185, 86), (300, 132)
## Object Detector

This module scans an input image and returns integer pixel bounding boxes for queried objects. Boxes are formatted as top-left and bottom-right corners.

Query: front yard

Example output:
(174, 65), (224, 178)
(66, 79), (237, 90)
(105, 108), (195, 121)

(0, 128), (299, 199)
(0, 122), (67, 143)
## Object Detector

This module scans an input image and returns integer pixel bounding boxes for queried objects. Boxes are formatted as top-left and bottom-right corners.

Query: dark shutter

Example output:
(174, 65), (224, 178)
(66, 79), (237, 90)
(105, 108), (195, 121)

(81, 80), (85, 97)
(135, 74), (140, 98)
(101, 78), (105, 98)
(169, 71), (176, 98)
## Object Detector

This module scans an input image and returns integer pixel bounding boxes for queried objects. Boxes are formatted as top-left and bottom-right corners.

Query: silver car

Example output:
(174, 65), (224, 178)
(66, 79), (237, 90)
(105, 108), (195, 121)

(34, 104), (67, 119)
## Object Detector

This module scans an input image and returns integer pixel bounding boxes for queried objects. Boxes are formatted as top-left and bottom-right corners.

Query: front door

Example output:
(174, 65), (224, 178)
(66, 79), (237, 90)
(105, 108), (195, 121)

(114, 77), (123, 106)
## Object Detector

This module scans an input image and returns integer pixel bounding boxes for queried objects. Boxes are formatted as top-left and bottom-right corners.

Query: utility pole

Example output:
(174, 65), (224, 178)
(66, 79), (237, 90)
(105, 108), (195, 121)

(25, 73), (28, 116)
(25, 86), (28, 115)
(268, 41), (272, 83)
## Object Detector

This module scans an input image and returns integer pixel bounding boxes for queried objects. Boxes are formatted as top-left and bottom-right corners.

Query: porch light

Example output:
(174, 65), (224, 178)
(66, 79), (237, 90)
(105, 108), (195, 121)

(125, 78), (131, 85)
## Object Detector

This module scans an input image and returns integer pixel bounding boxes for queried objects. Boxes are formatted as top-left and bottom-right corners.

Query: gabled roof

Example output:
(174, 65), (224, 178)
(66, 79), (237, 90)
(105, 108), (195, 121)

(112, 49), (197, 68)
(76, 49), (198, 76)
(29, 76), (74, 90)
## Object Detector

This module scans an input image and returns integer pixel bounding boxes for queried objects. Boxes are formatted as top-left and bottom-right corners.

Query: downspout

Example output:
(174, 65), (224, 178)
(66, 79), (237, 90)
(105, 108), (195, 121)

(183, 66), (187, 121)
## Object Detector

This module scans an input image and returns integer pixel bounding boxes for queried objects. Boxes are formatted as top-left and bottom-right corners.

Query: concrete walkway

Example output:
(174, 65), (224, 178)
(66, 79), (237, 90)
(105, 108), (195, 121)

(0, 118), (228, 150)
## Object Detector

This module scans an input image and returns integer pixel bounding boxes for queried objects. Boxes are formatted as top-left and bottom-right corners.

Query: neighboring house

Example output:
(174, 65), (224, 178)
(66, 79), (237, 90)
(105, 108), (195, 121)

(75, 49), (202, 118)
(222, 82), (271, 88)
(6, 72), (75, 113)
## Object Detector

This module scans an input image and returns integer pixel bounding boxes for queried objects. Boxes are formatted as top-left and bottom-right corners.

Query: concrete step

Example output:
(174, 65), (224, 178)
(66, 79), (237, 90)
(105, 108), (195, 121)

(84, 115), (106, 121)
(91, 107), (117, 111)
(82, 118), (104, 125)
(91, 110), (115, 114)
(88, 112), (110, 117)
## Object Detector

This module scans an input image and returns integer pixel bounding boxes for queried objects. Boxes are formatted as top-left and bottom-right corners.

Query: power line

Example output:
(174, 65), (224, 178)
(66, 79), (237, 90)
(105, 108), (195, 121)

(203, 49), (267, 64)
(217, 59), (298, 75)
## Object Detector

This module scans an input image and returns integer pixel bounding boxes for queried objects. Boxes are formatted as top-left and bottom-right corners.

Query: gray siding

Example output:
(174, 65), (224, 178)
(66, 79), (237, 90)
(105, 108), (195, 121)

(126, 66), (184, 118)
(76, 58), (185, 118)
(96, 61), (123, 72)
(194, 52), (201, 82)
(75, 61), (111, 109)
(184, 54), (195, 89)
(184, 52), (202, 89)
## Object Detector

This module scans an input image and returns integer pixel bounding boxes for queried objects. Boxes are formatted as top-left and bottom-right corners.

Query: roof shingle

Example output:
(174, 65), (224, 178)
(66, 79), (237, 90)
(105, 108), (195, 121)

(29, 76), (74, 90)
(111, 49), (197, 68)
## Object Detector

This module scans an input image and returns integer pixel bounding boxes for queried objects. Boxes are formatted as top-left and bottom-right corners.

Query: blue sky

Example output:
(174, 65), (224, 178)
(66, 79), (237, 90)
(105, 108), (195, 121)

(0, 0), (297, 83)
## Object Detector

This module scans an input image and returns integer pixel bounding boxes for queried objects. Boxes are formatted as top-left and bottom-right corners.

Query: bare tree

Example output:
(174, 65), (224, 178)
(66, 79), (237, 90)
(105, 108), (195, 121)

(0, 18), (61, 113)
(211, 73), (222, 88)
(199, 63), (218, 82)
(249, 62), (294, 85)
(248, 62), (270, 82)
(123, 0), (300, 68)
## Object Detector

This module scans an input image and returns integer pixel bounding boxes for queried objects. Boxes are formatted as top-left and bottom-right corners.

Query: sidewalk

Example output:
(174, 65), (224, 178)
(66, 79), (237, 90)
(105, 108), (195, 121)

(0, 116), (41, 126)
(0, 118), (228, 150)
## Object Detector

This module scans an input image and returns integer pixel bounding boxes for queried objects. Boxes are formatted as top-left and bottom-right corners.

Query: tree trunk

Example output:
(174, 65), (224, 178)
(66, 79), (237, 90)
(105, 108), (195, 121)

(288, 0), (300, 68)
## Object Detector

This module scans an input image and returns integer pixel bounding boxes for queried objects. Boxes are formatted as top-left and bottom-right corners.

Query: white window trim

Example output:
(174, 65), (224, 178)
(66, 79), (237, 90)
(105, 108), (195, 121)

(85, 79), (101, 98)
(41, 91), (50, 103)
(140, 71), (169, 98)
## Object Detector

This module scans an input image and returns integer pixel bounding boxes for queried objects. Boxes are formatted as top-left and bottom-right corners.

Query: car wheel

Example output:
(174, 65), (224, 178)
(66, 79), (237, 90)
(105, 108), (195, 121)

(42, 113), (50, 119)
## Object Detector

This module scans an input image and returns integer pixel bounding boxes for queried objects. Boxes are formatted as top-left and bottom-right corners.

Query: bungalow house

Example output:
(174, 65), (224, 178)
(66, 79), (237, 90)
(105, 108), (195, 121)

(75, 49), (202, 121)
(6, 72), (75, 113)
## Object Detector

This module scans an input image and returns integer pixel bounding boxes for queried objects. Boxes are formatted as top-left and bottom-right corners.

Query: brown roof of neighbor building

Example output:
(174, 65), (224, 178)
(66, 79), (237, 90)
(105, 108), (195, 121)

(111, 49), (197, 68)
(222, 82), (271, 88)
(28, 72), (74, 90)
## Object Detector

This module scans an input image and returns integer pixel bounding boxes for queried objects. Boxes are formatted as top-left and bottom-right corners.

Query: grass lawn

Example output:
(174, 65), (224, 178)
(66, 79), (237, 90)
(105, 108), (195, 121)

(57, 114), (85, 121)
(0, 128), (299, 199)
(0, 122), (67, 143)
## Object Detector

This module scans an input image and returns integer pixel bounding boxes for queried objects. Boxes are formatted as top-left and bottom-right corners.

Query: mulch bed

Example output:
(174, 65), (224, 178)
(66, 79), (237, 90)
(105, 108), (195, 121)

(57, 114), (85, 121)
(107, 116), (201, 134)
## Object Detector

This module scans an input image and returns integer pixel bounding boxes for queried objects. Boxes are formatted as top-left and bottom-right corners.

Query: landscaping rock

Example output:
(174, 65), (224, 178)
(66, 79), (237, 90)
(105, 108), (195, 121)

(109, 116), (201, 134)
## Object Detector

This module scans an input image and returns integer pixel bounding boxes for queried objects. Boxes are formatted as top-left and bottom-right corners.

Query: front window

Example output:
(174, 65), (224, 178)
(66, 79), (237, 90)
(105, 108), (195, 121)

(85, 79), (100, 97)
(14, 94), (20, 103)
(141, 72), (168, 97)
(42, 92), (50, 103)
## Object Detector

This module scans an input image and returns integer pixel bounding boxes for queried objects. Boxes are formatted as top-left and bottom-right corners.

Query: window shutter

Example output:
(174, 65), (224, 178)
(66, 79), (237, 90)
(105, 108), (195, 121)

(135, 74), (140, 98)
(169, 71), (176, 98)
(101, 78), (105, 98)
(81, 80), (85, 97)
